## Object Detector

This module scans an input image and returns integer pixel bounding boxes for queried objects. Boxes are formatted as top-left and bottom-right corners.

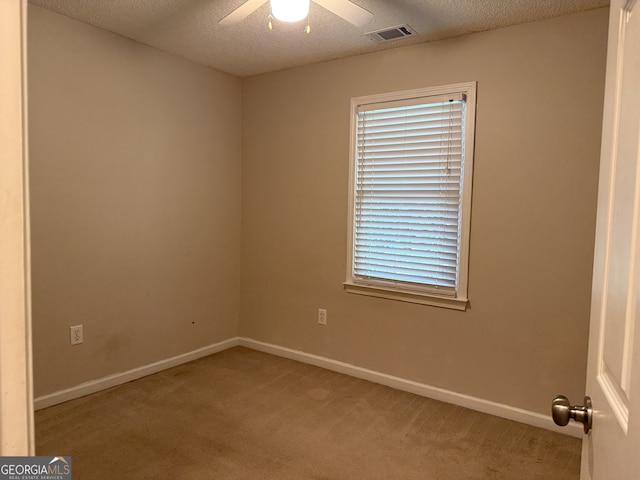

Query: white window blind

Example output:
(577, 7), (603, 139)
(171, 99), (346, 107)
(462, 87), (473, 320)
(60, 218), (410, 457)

(352, 94), (467, 297)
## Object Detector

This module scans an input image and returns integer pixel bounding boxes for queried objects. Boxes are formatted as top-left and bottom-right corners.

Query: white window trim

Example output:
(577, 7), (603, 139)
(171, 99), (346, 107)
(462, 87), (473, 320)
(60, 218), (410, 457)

(344, 82), (477, 310)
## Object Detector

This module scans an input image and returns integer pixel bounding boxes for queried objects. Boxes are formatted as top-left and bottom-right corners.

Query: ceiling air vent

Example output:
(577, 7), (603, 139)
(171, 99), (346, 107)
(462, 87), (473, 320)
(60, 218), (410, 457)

(365, 24), (417, 43)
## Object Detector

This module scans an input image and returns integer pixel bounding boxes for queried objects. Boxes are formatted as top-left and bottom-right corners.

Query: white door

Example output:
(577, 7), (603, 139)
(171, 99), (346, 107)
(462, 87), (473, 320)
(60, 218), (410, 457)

(0, 0), (34, 455)
(581, 0), (640, 478)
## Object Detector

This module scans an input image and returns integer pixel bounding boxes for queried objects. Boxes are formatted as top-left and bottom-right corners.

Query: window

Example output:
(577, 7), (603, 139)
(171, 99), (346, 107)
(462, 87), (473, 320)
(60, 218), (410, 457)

(344, 82), (476, 310)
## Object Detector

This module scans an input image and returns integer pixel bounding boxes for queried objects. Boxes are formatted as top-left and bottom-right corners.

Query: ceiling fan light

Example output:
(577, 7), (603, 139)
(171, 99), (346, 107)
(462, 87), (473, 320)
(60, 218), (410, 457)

(270, 0), (310, 23)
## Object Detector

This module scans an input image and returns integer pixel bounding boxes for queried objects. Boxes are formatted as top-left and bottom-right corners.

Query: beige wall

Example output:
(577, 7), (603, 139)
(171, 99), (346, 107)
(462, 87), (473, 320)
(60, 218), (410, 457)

(28, 5), (242, 396)
(241, 8), (608, 414)
(28, 4), (608, 416)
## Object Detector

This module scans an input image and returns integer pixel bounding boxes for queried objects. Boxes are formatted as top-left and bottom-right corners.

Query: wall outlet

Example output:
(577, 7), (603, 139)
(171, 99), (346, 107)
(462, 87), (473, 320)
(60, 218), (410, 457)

(70, 325), (83, 345)
(318, 308), (327, 325)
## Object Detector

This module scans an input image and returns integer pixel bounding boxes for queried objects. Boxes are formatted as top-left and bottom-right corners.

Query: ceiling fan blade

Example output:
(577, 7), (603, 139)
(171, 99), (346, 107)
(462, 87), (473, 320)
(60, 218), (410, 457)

(219, 0), (269, 25)
(313, 0), (373, 27)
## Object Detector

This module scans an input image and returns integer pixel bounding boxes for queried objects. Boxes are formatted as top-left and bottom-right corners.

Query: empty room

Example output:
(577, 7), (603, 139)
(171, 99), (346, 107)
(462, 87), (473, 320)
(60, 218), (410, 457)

(3, 0), (640, 478)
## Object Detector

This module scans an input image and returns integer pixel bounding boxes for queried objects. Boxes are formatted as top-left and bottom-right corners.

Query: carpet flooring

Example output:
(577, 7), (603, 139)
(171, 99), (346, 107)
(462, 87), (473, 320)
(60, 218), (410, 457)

(35, 346), (581, 479)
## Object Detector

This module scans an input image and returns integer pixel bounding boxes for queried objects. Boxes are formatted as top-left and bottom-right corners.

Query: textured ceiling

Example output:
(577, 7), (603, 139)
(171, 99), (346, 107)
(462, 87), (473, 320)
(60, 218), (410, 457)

(29, 0), (609, 77)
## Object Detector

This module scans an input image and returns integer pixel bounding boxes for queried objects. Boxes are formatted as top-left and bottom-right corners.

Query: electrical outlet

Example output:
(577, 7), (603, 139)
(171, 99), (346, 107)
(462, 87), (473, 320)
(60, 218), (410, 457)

(70, 325), (83, 346)
(318, 308), (327, 326)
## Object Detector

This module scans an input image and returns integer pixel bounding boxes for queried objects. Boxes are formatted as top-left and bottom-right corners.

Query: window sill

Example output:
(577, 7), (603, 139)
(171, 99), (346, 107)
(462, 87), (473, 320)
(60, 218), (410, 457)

(343, 281), (468, 311)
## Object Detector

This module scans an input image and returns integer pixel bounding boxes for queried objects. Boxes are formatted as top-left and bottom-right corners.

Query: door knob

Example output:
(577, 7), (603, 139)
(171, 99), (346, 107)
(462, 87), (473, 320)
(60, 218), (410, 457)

(551, 395), (592, 434)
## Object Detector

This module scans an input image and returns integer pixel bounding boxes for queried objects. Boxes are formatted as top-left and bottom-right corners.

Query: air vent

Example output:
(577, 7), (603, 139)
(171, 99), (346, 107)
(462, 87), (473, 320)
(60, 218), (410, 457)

(365, 24), (417, 43)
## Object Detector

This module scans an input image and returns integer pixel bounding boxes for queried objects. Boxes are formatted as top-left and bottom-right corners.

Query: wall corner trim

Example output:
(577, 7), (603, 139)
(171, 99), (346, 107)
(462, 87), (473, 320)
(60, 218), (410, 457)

(33, 337), (240, 410)
(238, 337), (583, 439)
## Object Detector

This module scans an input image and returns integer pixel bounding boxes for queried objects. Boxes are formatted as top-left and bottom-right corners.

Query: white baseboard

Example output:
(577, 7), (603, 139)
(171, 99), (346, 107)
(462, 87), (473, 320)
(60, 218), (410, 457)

(33, 337), (240, 410)
(238, 337), (583, 439)
(34, 335), (582, 438)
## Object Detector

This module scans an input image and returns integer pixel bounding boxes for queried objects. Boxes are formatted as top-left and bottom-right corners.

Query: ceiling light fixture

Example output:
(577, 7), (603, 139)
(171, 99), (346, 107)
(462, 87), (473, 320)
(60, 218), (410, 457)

(270, 0), (310, 23)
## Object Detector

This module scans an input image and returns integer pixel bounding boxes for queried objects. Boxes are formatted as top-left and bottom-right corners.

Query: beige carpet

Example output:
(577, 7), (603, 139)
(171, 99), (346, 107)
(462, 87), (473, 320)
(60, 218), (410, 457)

(36, 347), (580, 479)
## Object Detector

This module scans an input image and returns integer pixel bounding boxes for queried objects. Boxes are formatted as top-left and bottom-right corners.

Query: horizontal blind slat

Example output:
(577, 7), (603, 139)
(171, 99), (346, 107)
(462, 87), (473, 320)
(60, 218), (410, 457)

(354, 270), (457, 287)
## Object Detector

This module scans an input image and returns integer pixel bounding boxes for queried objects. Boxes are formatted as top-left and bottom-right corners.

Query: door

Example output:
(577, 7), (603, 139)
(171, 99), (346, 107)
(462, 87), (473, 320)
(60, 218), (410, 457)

(0, 0), (34, 455)
(581, 0), (640, 478)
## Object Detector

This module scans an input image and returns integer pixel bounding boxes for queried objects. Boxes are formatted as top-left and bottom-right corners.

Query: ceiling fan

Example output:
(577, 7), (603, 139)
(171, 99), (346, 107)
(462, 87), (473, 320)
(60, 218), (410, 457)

(219, 0), (373, 27)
